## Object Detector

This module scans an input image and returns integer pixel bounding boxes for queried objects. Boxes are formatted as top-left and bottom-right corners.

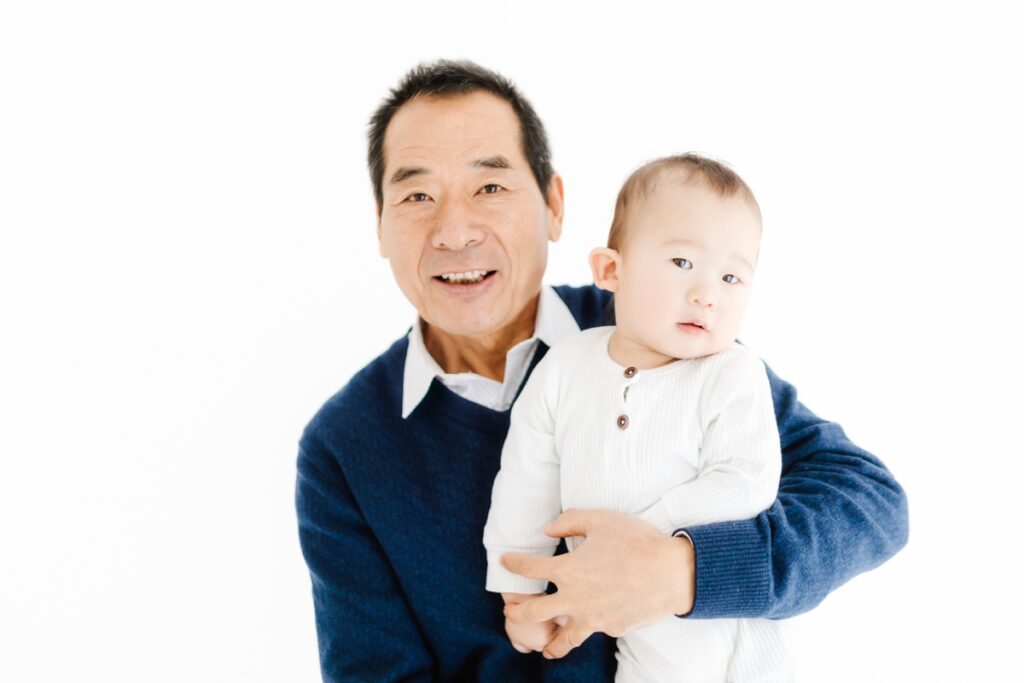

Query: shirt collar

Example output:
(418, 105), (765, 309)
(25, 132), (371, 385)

(401, 285), (581, 418)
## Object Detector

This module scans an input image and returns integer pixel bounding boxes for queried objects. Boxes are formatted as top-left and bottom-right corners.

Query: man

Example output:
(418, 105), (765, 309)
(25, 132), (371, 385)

(296, 60), (908, 682)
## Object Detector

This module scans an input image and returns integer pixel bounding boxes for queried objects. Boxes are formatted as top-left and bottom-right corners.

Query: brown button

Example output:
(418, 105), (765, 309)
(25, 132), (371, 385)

(624, 366), (637, 378)
(616, 414), (629, 429)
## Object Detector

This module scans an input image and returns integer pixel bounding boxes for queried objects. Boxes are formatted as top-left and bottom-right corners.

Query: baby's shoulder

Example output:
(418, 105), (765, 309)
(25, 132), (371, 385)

(528, 326), (613, 387)
(704, 342), (765, 371)
(545, 325), (614, 361)
(695, 343), (770, 397)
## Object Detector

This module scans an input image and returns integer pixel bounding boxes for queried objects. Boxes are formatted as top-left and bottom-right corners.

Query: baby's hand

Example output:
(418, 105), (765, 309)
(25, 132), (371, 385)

(504, 615), (559, 654)
(500, 592), (565, 654)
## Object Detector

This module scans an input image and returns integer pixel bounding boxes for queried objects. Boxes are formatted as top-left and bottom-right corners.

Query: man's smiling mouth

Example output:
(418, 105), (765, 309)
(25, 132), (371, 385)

(434, 270), (497, 284)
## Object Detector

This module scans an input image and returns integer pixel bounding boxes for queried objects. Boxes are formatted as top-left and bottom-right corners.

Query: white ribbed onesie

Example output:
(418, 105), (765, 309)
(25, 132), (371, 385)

(483, 325), (792, 682)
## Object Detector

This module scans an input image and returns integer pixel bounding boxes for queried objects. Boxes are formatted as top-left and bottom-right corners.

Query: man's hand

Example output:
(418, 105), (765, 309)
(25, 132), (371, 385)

(501, 509), (695, 660)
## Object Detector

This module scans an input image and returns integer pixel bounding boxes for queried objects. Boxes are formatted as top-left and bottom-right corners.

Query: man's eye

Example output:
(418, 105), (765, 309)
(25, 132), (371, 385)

(672, 258), (692, 269)
(405, 192), (429, 203)
(480, 184), (503, 194)
(723, 274), (739, 284)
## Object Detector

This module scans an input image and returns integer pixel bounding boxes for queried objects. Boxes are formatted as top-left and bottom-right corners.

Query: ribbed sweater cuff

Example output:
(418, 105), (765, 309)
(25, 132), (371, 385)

(682, 519), (771, 619)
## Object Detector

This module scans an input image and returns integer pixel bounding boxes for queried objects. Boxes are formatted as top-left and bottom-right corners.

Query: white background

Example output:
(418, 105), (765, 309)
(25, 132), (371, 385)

(2, 1), (1022, 681)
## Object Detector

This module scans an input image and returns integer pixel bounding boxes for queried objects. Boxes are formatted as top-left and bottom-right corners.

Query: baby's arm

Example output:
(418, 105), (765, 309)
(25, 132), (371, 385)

(483, 353), (565, 646)
(638, 348), (781, 533)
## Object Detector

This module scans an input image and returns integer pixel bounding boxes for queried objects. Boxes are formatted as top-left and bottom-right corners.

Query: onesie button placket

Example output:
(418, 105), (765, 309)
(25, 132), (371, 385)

(617, 366), (640, 432)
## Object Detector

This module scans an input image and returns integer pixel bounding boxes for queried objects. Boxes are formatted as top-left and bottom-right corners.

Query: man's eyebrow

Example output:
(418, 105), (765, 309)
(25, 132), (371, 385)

(389, 157), (509, 184)
(472, 155), (512, 170)
(389, 166), (428, 184)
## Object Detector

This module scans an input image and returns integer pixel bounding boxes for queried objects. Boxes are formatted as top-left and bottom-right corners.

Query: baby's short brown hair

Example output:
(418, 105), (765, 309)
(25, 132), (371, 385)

(607, 153), (760, 251)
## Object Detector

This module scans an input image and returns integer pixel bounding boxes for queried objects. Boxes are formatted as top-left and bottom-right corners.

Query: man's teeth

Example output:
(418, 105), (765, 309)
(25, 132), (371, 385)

(440, 270), (488, 283)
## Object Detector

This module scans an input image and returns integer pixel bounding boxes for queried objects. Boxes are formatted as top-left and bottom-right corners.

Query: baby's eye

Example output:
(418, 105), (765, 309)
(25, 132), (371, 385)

(722, 274), (740, 284)
(479, 184), (503, 194)
(405, 192), (430, 203)
(672, 258), (693, 269)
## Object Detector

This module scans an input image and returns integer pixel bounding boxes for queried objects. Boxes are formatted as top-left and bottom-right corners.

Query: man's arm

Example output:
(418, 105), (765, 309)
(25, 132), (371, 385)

(296, 438), (434, 682)
(684, 362), (909, 618)
(504, 362), (908, 654)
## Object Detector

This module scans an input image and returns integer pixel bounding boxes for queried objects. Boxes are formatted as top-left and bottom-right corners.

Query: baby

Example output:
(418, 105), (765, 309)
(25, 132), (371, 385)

(483, 154), (791, 681)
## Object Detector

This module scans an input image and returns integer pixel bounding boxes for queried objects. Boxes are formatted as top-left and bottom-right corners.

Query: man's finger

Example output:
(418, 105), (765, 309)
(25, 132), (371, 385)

(503, 592), (570, 625)
(543, 623), (594, 660)
(501, 552), (561, 581)
(542, 508), (607, 538)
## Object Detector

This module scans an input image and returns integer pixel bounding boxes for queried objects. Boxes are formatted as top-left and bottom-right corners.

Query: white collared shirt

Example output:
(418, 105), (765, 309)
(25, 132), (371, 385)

(401, 285), (581, 418)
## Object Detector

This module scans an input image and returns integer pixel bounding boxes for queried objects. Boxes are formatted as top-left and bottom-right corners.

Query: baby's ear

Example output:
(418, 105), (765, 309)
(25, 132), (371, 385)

(589, 247), (621, 293)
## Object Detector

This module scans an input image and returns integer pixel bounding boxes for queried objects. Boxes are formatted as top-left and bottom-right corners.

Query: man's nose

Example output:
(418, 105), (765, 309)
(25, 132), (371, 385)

(430, 194), (485, 251)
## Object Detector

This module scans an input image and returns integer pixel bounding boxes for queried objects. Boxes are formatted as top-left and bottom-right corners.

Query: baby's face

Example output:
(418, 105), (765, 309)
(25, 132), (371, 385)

(613, 182), (762, 362)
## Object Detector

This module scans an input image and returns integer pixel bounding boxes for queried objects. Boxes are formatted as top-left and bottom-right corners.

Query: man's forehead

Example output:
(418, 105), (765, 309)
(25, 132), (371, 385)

(382, 92), (525, 172)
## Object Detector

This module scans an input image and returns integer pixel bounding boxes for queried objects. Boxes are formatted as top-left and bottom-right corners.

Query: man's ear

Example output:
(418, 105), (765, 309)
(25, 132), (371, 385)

(545, 174), (565, 243)
(589, 247), (621, 292)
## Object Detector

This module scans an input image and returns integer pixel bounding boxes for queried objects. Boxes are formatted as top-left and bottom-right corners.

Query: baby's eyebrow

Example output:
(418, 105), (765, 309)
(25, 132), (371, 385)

(662, 238), (703, 250)
(733, 254), (756, 272)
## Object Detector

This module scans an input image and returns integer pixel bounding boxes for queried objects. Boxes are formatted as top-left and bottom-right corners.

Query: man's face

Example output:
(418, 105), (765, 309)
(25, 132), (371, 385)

(613, 181), (761, 362)
(377, 91), (563, 339)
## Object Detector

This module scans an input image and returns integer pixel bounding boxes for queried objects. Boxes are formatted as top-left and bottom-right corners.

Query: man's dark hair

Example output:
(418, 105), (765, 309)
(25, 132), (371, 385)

(367, 60), (554, 213)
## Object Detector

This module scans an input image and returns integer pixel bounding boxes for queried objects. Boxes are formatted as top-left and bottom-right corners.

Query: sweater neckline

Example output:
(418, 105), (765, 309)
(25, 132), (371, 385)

(407, 378), (514, 434)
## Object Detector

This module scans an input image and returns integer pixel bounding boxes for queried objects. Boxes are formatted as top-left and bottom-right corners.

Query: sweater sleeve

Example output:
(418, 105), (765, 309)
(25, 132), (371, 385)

(296, 437), (434, 682)
(482, 352), (563, 595)
(680, 362), (909, 620)
(636, 350), (780, 533)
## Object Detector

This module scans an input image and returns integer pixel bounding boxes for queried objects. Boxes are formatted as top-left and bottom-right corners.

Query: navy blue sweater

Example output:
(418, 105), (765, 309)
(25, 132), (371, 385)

(296, 284), (908, 682)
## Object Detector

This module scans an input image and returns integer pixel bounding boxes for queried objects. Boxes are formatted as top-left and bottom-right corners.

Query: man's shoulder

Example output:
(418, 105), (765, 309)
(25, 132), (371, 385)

(301, 333), (409, 449)
(550, 283), (613, 330)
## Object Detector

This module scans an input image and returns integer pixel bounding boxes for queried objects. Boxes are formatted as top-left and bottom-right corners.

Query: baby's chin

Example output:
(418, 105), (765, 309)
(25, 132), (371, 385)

(660, 337), (734, 361)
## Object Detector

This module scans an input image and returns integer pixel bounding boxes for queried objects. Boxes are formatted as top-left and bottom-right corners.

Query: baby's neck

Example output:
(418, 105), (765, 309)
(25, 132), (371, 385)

(606, 330), (680, 370)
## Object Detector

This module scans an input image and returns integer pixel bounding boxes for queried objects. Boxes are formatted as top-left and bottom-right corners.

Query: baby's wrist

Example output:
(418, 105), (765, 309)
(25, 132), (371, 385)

(501, 591), (543, 605)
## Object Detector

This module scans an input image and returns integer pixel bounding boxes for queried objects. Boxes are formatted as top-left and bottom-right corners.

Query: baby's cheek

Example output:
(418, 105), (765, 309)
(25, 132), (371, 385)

(637, 288), (672, 327)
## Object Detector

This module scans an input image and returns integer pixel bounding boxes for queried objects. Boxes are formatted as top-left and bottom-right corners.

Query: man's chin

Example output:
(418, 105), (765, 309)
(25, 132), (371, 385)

(421, 306), (509, 341)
